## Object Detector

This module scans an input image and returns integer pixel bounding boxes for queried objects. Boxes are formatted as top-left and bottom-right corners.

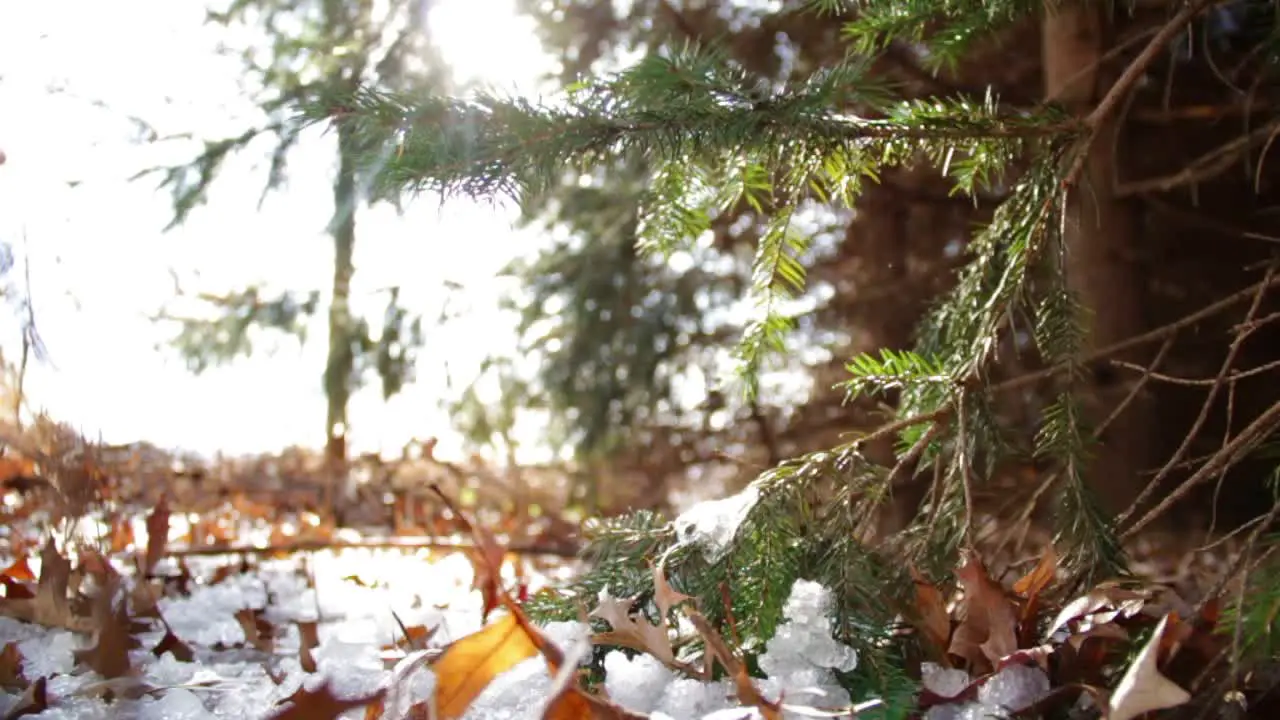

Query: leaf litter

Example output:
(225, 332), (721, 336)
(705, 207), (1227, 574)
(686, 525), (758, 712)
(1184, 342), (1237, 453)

(0, 429), (1264, 720)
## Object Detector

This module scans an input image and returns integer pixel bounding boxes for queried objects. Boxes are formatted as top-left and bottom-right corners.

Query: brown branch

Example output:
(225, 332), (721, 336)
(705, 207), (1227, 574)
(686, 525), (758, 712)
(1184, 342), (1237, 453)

(1062, 0), (1219, 187)
(1114, 118), (1280, 198)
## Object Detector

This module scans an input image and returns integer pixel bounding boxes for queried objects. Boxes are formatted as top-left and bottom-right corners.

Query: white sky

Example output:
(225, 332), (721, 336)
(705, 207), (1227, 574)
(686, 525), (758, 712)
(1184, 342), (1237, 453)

(0, 0), (557, 461)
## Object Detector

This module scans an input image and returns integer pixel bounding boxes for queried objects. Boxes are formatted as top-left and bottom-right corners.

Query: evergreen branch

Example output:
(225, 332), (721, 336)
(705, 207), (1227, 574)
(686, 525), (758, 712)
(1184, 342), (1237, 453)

(835, 0), (1049, 71)
(297, 55), (1080, 204)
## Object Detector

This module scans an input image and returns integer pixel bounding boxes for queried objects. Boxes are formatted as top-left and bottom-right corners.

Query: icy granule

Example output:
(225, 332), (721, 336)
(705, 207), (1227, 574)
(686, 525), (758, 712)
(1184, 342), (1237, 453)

(921, 662), (971, 699)
(977, 663), (1049, 712)
(654, 677), (734, 718)
(144, 651), (198, 685)
(756, 580), (857, 708)
(0, 616), (43, 645)
(541, 621), (591, 659)
(208, 663), (282, 719)
(459, 655), (553, 720)
(673, 485), (760, 561)
(603, 651), (676, 713)
(139, 688), (215, 720)
(19, 631), (76, 678)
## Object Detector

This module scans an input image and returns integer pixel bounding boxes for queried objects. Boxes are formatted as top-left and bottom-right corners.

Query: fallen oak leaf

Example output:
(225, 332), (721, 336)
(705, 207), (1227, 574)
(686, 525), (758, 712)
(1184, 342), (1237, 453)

(151, 628), (195, 663)
(0, 643), (24, 688)
(652, 546), (693, 622)
(1107, 613), (1190, 720)
(590, 587), (679, 668)
(2, 675), (47, 720)
(0, 538), (93, 633)
(948, 550), (1018, 672)
(268, 682), (386, 720)
(430, 485), (509, 622)
(1046, 583), (1147, 639)
(73, 585), (136, 680)
(144, 494), (171, 576)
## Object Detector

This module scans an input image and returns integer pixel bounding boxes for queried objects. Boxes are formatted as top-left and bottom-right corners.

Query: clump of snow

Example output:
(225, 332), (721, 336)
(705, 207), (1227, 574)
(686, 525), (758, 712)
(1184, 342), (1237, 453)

(138, 688), (216, 720)
(979, 663), (1049, 712)
(673, 485), (760, 561)
(757, 579), (858, 709)
(922, 662), (971, 699)
(603, 652), (677, 714)
(922, 662), (1049, 720)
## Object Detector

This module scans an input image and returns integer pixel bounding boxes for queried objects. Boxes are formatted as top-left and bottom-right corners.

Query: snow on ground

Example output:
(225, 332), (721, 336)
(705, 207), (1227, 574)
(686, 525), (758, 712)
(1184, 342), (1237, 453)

(0, 494), (1049, 719)
(0, 542), (884, 720)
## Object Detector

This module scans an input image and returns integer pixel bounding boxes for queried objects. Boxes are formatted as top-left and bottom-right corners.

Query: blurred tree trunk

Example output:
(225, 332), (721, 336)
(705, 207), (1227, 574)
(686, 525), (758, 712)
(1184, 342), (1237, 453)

(1042, 3), (1152, 515)
(324, 85), (362, 508)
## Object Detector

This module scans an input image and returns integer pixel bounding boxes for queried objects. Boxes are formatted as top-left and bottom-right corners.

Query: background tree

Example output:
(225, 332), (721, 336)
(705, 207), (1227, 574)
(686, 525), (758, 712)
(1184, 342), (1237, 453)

(139, 0), (447, 477)
(300, 0), (1280, 711)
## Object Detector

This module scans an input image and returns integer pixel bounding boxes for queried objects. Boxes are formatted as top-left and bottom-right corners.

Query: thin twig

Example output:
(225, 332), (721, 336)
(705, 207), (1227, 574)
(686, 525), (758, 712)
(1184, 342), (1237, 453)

(1110, 357), (1280, 387)
(1095, 334), (1177, 438)
(1118, 264), (1276, 528)
(1123, 397), (1280, 538)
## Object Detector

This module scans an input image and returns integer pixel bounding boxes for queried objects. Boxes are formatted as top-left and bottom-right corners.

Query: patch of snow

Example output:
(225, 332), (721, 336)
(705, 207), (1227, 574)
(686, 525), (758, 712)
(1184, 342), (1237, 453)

(673, 485), (760, 561)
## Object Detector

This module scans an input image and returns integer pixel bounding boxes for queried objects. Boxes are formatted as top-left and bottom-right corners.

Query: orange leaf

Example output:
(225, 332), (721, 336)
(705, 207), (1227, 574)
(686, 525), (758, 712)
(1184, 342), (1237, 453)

(431, 611), (542, 720)
(910, 566), (951, 660)
(0, 642), (25, 686)
(1013, 546), (1058, 648)
(1, 557), (35, 583)
(1012, 545), (1057, 598)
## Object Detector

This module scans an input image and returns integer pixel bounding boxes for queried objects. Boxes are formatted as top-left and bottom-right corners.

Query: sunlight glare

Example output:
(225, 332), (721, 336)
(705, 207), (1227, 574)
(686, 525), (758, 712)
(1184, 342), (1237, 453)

(428, 0), (554, 92)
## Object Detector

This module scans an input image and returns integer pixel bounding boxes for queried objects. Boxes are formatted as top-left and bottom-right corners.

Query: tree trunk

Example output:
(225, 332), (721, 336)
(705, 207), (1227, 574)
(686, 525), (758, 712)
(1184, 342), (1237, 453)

(324, 117), (359, 513)
(1042, 3), (1152, 515)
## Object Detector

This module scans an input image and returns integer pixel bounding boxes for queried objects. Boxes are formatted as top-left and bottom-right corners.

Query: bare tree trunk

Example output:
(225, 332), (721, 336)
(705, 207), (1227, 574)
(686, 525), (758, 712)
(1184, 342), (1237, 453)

(1042, 3), (1152, 515)
(324, 118), (359, 516)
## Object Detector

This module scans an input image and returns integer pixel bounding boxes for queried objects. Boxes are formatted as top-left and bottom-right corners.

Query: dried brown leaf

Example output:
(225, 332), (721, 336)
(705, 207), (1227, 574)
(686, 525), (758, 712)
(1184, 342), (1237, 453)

(144, 494), (170, 576)
(590, 589), (676, 667)
(235, 608), (275, 654)
(268, 682), (386, 720)
(948, 550), (1017, 671)
(0, 643), (24, 688)
(152, 628), (195, 663)
(298, 620), (320, 673)
(74, 593), (134, 679)
(2, 675), (47, 720)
